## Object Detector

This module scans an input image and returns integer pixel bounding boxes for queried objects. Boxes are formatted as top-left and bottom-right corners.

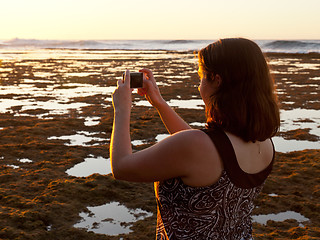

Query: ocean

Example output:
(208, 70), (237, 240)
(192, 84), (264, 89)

(1, 38), (320, 53)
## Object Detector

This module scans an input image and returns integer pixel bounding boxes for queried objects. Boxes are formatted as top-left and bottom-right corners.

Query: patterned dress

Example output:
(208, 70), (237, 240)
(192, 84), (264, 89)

(155, 127), (274, 240)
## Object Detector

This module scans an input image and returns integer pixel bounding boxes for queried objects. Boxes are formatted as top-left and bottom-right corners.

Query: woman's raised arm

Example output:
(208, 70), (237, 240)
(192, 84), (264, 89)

(110, 70), (207, 182)
(138, 68), (191, 134)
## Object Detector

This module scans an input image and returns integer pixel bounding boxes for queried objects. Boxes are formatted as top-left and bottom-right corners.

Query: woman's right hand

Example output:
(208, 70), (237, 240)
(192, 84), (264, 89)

(138, 68), (165, 108)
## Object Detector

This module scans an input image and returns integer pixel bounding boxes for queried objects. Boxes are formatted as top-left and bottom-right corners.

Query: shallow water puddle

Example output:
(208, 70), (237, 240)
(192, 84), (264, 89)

(280, 108), (320, 136)
(272, 136), (320, 152)
(5, 158), (33, 169)
(168, 99), (204, 109)
(21, 100), (90, 116)
(135, 98), (204, 109)
(48, 131), (106, 146)
(269, 58), (320, 71)
(0, 81), (116, 118)
(155, 134), (170, 142)
(63, 72), (101, 77)
(66, 155), (111, 177)
(51, 84), (116, 100)
(84, 116), (101, 126)
(74, 201), (152, 236)
(268, 193), (278, 197)
(6, 165), (20, 169)
(131, 134), (170, 147)
(189, 122), (206, 127)
(273, 108), (320, 152)
(292, 62), (320, 70)
(289, 84), (319, 88)
(18, 158), (33, 163)
(131, 139), (147, 146)
(0, 98), (90, 117)
(252, 211), (309, 227)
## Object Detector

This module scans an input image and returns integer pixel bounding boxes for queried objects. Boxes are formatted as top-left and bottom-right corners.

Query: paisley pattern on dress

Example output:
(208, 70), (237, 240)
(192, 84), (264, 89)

(155, 171), (264, 240)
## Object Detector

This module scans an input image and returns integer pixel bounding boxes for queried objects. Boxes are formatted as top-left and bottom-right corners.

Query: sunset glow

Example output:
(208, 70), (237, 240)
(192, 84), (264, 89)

(1, 0), (320, 40)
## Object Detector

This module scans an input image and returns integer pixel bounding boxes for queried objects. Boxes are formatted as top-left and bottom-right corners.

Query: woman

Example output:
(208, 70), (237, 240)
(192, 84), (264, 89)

(110, 38), (280, 239)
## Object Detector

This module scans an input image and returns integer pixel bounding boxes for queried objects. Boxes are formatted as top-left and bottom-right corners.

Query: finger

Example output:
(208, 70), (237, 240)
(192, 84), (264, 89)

(139, 68), (153, 78)
(141, 69), (157, 86)
(124, 69), (130, 87)
(117, 79), (122, 87)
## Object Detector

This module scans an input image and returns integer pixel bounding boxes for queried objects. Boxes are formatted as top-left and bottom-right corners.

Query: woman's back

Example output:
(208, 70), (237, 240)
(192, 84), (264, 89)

(155, 127), (275, 240)
(225, 131), (274, 175)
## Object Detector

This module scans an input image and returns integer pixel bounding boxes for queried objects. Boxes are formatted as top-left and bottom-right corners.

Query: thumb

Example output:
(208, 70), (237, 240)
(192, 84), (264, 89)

(124, 69), (130, 87)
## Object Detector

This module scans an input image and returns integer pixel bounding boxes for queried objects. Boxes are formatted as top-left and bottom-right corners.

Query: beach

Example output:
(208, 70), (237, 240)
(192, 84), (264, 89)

(0, 49), (319, 239)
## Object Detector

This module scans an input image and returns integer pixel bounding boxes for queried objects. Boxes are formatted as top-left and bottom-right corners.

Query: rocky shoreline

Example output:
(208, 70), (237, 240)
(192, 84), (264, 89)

(0, 51), (319, 239)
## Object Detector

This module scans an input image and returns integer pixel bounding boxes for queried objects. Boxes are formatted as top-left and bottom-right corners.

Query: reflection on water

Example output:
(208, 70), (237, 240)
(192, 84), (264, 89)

(155, 134), (170, 142)
(268, 193), (278, 197)
(7, 165), (19, 169)
(74, 201), (152, 236)
(48, 131), (106, 146)
(18, 158), (33, 163)
(135, 99), (204, 110)
(272, 136), (320, 153)
(84, 116), (101, 126)
(168, 99), (204, 109)
(5, 158), (33, 169)
(189, 122), (206, 127)
(252, 211), (309, 227)
(66, 155), (111, 177)
(280, 108), (320, 136)
(131, 139), (147, 146)
(269, 58), (320, 71)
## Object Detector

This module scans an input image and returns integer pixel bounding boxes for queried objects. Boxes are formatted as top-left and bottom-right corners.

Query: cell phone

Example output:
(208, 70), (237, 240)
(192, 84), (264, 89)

(122, 72), (143, 88)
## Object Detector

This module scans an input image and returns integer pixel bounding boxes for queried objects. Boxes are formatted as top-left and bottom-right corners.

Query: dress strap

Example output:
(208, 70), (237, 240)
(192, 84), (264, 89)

(201, 127), (274, 189)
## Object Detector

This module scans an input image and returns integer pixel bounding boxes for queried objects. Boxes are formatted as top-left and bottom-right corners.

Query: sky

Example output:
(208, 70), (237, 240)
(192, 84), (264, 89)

(1, 0), (320, 40)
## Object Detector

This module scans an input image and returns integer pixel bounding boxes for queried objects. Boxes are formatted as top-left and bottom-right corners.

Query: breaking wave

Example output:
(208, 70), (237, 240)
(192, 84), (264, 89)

(1, 38), (320, 53)
(263, 40), (320, 53)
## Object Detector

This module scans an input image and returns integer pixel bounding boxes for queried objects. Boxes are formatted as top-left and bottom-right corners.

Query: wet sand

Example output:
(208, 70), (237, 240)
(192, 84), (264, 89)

(0, 50), (319, 239)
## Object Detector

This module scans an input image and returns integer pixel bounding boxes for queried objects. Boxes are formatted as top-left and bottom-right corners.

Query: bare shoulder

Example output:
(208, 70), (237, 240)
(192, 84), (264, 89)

(171, 129), (223, 186)
(169, 129), (215, 151)
(151, 129), (213, 162)
(170, 128), (220, 163)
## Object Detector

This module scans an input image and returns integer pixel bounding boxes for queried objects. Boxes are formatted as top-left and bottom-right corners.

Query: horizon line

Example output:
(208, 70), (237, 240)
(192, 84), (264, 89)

(1, 38), (320, 41)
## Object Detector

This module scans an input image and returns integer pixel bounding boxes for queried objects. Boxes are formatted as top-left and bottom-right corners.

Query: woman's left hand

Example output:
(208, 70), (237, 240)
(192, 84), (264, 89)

(112, 70), (132, 114)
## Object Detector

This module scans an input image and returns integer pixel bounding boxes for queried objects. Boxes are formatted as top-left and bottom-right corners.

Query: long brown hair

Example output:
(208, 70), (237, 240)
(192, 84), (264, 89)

(198, 38), (280, 142)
